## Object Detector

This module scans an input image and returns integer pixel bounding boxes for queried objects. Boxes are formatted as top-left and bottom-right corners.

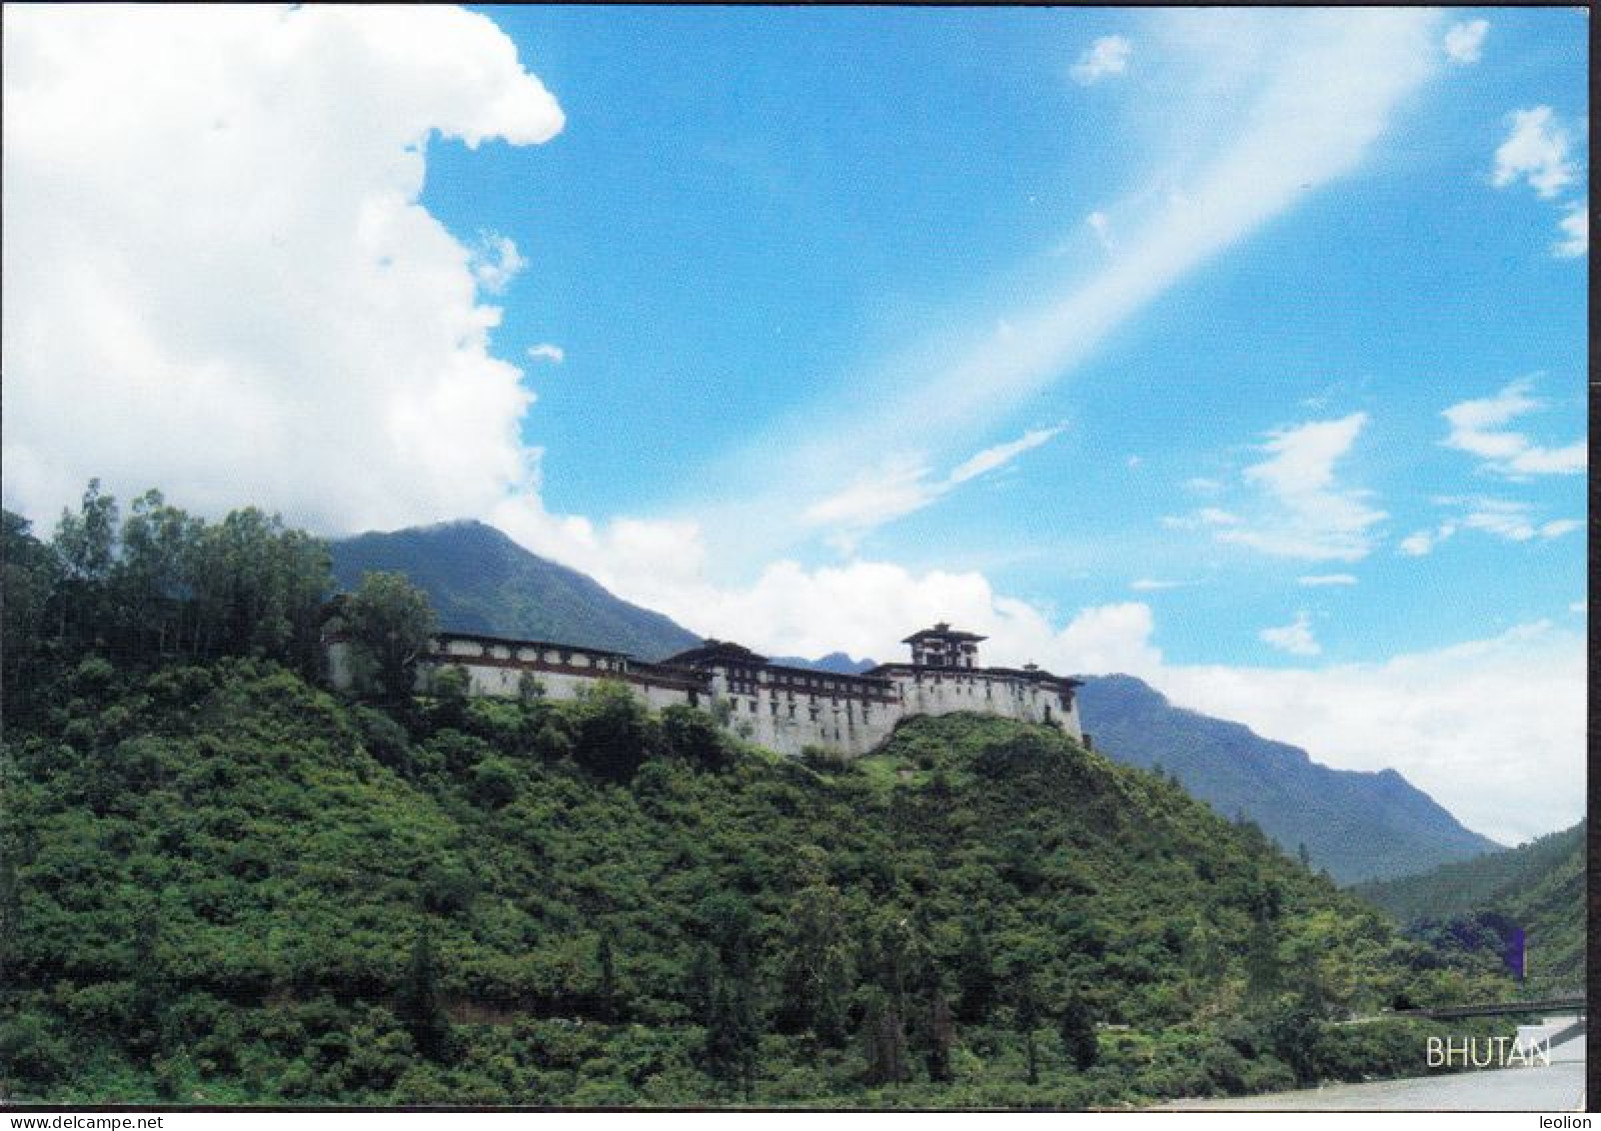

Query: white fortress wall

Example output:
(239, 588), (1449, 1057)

(326, 623), (1083, 757)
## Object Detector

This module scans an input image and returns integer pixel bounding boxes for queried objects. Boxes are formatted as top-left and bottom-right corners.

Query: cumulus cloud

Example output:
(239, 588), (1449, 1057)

(1259, 611), (1320, 657)
(1492, 106), (1580, 200)
(1071, 36), (1132, 85)
(1177, 414), (1386, 561)
(1554, 202), (1588, 258)
(1443, 19), (1488, 65)
(486, 483), (1578, 844)
(2, 5), (563, 533)
(1441, 379), (1586, 476)
(1158, 620), (1586, 844)
(526, 343), (566, 364)
(1298, 573), (1357, 586)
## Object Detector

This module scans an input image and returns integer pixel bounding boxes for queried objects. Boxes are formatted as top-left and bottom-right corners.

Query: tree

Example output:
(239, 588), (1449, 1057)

(860, 988), (909, 1085)
(1058, 990), (1098, 1070)
(572, 680), (657, 783)
(342, 571), (438, 702)
(52, 479), (119, 644)
(923, 986), (956, 1083)
(777, 867), (853, 1045)
(397, 925), (452, 1062)
(1014, 975), (1042, 1085)
(955, 916), (997, 1024)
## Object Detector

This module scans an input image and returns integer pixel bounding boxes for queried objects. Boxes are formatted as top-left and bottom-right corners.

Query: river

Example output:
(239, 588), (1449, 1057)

(1154, 1020), (1585, 1111)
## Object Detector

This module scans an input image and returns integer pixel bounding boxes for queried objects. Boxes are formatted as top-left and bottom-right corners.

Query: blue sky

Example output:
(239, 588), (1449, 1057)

(420, 6), (1586, 669)
(3, 6), (1586, 840)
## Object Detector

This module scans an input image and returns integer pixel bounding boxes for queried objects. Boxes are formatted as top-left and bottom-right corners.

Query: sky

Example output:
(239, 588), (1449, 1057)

(2, 6), (1587, 845)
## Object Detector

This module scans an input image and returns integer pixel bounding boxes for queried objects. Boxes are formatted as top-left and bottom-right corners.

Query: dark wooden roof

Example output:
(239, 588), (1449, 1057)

(902, 623), (987, 645)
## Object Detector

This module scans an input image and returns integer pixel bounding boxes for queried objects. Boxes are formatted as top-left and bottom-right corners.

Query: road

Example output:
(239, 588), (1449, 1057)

(1154, 1021), (1585, 1111)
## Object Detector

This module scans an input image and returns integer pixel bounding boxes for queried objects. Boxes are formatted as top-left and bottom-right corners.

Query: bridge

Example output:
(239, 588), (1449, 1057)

(1386, 995), (1586, 1021)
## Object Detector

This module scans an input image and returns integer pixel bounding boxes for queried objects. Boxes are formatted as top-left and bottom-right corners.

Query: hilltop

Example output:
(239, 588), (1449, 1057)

(1, 657), (1514, 1105)
(1074, 675), (1500, 884)
(330, 521), (701, 661)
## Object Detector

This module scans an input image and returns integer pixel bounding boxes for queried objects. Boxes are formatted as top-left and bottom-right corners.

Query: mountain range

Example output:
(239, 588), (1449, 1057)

(1073, 675), (1499, 884)
(331, 520), (1501, 885)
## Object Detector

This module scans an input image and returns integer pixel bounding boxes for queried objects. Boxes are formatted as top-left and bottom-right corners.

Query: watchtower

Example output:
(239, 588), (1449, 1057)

(902, 622), (986, 669)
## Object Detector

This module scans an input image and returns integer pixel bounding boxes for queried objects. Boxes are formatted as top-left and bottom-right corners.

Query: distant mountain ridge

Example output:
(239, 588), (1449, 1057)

(329, 521), (703, 661)
(1074, 674), (1500, 885)
(769, 652), (878, 674)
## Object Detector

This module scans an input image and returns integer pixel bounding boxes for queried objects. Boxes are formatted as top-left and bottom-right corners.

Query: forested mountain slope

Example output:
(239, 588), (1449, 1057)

(3, 660), (1515, 1105)
(1075, 675), (1500, 884)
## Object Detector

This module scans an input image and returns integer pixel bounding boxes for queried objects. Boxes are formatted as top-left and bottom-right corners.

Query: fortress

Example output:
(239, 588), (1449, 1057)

(328, 622), (1083, 758)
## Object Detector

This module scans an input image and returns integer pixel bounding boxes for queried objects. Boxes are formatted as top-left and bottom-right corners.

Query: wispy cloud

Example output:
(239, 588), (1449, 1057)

(1086, 210), (1116, 253)
(1130, 578), (1192, 592)
(693, 9), (1444, 570)
(1298, 573), (1357, 586)
(1441, 379), (1585, 476)
(1071, 36), (1132, 85)
(1260, 611), (1320, 656)
(1443, 19), (1488, 65)
(1201, 413), (1386, 562)
(802, 425), (1063, 548)
(1400, 497), (1580, 555)
(526, 343), (566, 364)
(470, 232), (528, 295)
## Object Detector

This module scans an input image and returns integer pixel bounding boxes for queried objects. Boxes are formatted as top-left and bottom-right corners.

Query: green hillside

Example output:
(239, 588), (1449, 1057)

(1354, 822), (1585, 994)
(3, 659), (1516, 1106)
(329, 521), (701, 661)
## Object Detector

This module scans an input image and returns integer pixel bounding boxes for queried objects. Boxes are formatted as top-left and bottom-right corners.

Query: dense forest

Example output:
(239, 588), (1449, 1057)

(1355, 822), (1585, 997)
(0, 485), (1525, 1106)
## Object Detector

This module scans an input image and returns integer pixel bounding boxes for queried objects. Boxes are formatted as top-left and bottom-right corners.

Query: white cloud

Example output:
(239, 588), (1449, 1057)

(1441, 379), (1586, 476)
(1571, 601), (1588, 614)
(1443, 19), (1488, 65)
(2, 5), (563, 533)
(1157, 620), (1586, 844)
(1459, 499), (1581, 543)
(1492, 106), (1580, 200)
(470, 232), (527, 294)
(484, 493), (1579, 845)
(1298, 573), (1357, 586)
(1260, 611), (1320, 657)
(1130, 578), (1190, 592)
(801, 425), (1062, 546)
(1555, 202), (1588, 258)
(1398, 524), (1454, 557)
(1400, 499), (1578, 554)
(1071, 36), (1132, 85)
(1194, 414), (1386, 562)
(526, 343), (566, 365)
